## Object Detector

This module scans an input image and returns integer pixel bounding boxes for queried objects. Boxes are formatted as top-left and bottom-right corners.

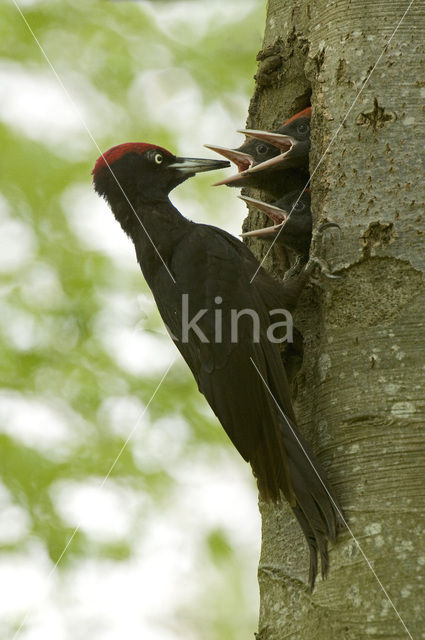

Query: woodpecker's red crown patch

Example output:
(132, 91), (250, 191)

(92, 143), (172, 176)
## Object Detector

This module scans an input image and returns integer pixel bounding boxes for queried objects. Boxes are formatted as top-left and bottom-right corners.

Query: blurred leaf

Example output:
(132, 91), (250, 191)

(0, 0), (264, 637)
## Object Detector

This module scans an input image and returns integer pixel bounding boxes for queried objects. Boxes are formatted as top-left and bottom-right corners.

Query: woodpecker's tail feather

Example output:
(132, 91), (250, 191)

(280, 418), (342, 590)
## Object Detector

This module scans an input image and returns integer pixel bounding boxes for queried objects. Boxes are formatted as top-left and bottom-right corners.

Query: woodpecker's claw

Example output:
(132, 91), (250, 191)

(304, 256), (343, 280)
(317, 221), (341, 234)
(300, 223), (344, 281)
(282, 255), (308, 281)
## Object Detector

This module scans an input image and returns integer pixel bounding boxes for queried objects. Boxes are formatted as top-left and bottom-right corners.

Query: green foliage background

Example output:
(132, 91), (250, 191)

(0, 1), (265, 638)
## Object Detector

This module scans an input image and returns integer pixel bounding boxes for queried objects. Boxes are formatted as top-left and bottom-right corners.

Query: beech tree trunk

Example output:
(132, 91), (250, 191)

(243, 1), (425, 638)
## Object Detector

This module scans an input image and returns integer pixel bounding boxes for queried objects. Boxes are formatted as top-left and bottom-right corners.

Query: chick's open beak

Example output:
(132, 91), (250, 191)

(204, 144), (255, 187)
(236, 129), (296, 174)
(238, 195), (289, 224)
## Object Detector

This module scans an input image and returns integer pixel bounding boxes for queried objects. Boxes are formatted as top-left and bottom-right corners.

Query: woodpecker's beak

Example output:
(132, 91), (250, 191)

(212, 171), (249, 187)
(240, 223), (284, 239)
(238, 196), (288, 225)
(211, 171), (250, 187)
(239, 196), (289, 239)
(204, 145), (254, 186)
(169, 157), (230, 175)
(204, 145), (254, 172)
(237, 129), (296, 174)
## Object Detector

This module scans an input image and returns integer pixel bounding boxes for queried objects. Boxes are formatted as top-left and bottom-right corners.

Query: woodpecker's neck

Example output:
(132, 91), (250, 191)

(110, 196), (192, 282)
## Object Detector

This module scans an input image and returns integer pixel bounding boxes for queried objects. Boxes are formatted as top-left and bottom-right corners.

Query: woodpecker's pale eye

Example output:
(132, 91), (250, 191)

(293, 200), (305, 211)
(297, 123), (308, 134)
(154, 153), (163, 164)
(256, 144), (268, 155)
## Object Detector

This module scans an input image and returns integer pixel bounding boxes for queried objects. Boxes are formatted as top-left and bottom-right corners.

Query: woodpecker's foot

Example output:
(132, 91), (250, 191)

(306, 222), (343, 281)
(305, 255), (343, 281)
(313, 221), (341, 255)
(317, 221), (341, 235)
(282, 255), (308, 281)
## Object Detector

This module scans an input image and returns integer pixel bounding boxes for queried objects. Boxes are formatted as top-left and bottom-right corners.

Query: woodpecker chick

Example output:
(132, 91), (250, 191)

(241, 190), (342, 282)
(240, 190), (312, 258)
(206, 107), (311, 189)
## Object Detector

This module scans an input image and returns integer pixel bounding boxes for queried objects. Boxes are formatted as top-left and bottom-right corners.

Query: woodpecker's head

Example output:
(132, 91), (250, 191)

(240, 108), (311, 175)
(92, 143), (230, 206)
(207, 107), (311, 187)
(239, 190), (312, 248)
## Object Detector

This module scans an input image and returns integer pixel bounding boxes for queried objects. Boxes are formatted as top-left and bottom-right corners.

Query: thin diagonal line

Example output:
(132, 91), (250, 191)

(11, 0), (176, 284)
(250, 357), (414, 640)
(11, 358), (175, 640)
(250, 0), (416, 283)
(99, 357), (176, 487)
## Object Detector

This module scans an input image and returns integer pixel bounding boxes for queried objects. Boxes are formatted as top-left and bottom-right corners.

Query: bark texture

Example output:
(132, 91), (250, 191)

(242, 1), (425, 638)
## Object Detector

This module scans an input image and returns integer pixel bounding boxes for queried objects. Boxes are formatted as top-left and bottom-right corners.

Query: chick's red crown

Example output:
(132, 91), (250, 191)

(283, 107), (312, 126)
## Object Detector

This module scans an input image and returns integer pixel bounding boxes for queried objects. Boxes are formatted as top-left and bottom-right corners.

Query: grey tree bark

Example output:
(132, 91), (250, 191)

(242, 1), (425, 638)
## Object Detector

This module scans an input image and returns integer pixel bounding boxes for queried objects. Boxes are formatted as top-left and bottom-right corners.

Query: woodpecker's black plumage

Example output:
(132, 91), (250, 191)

(92, 142), (340, 589)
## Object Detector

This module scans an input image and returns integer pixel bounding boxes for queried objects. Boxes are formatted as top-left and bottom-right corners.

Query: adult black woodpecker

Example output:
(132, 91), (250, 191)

(205, 107), (311, 192)
(92, 142), (341, 589)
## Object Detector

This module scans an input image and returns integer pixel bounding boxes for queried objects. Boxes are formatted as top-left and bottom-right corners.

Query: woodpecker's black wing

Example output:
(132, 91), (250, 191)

(199, 224), (309, 312)
(153, 222), (340, 586)
(153, 222), (297, 503)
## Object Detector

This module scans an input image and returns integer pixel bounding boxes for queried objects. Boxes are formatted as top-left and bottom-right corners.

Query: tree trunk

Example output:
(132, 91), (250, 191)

(243, 1), (425, 638)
